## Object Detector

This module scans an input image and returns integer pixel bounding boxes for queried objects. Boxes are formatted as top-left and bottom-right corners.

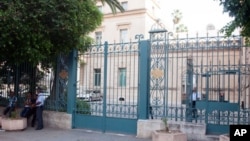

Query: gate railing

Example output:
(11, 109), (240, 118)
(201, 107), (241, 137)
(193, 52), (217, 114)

(148, 32), (250, 128)
(76, 41), (140, 119)
(0, 53), (72, 113)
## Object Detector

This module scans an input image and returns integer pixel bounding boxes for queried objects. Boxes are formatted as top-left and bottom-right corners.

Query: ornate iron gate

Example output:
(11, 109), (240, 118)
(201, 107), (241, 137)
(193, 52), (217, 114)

(197, 69), (240, 134)
(148, 23), (170, 119)
(74, 41), (140, 134)
(147, 23), (250, 134)
(73, 24), (249, 135)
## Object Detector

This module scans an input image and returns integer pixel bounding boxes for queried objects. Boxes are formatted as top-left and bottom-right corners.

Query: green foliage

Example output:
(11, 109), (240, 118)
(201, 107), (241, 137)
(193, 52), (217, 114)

(76, 99), (91, 115)
(162, 117), (169, 132)
(97, 0), (125, 13)
(0, 0), (103, 68)
(172, 9), (182, 25)
(218, 0), (250, 44)
(171, 9), (188, 34)
(10, 110), (18, 119)
(176, 24), (188, 33)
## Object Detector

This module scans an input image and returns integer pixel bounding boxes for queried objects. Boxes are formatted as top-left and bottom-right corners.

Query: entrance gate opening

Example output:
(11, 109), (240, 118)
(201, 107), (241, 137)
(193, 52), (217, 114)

(196, 70), (241, 134)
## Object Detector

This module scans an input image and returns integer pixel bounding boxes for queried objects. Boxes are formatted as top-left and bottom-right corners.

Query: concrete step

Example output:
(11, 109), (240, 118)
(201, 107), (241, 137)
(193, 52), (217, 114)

(187, 134), (219, 141)
(205, 135), (220, 141)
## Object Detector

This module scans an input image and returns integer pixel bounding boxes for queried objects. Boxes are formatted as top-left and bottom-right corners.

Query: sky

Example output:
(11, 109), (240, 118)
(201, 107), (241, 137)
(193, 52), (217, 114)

(161, 0), (238, 34)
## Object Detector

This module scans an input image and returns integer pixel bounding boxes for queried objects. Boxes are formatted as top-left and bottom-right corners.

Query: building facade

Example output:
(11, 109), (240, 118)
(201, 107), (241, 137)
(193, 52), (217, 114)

(89, 0), (168, 44)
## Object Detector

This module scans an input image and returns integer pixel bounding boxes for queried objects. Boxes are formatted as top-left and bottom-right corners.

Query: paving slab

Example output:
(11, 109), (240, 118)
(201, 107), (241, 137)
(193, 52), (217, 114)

(0, 127), (151, 141)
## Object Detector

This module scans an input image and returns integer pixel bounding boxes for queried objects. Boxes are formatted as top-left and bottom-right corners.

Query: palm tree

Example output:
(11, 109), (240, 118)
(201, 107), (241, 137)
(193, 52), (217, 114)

(171, 9), (182, 32)
(96, 0), (125, 13)
(176, 24), (188, 33)
(172, 9), (182, 24)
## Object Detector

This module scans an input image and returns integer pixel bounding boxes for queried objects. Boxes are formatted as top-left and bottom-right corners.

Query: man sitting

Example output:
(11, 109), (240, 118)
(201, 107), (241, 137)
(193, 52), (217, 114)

(3, 91), (17, 117)
(20, 92), (32, 118)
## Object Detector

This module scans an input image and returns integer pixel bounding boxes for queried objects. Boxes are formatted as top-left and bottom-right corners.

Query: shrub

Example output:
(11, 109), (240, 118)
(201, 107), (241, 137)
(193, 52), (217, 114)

(76, 99), (91, 115)
(10, 110), (18, 119)
(162, 117), (169, 132)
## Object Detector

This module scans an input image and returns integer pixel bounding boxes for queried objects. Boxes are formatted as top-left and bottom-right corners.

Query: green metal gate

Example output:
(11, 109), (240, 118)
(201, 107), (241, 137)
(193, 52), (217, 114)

(73, 23), (249, 135)
(73, 40), (142, 134)
(147, 23), (250, 134)
(197, 69), (240, 134)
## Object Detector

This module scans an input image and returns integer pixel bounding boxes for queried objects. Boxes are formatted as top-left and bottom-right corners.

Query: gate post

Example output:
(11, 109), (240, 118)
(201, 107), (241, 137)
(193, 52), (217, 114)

(67, 49), (78, 113)
(186, 58), (193, 122)
(138, 40), (150, 119)
(102, 41), (108, 133)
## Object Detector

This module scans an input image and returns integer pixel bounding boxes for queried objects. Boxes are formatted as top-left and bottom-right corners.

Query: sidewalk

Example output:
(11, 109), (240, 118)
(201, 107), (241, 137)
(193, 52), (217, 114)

(0, 127), (151, 141)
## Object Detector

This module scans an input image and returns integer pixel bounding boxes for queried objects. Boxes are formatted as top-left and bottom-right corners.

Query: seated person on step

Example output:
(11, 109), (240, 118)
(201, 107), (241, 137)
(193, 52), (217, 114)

(20, 92), (32, 118)
(3, 91), (17, 117)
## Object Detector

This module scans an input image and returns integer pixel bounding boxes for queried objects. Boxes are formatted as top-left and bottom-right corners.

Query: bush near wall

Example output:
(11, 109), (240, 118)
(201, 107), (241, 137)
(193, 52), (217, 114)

(76, 99), (91, 115)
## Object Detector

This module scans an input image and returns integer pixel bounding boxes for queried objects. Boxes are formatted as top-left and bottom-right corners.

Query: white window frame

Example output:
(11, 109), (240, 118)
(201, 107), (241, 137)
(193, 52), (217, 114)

(94, 68), (101, 86)
(120, 29), (128, 43)
(95, 31), (102, 45)
(121, 1), (128, 11)
(118, 68), (126, 87)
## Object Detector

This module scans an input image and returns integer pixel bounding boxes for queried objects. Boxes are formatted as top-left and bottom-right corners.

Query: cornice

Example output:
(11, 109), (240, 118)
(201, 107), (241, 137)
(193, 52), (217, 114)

(103, 9), (147, 19)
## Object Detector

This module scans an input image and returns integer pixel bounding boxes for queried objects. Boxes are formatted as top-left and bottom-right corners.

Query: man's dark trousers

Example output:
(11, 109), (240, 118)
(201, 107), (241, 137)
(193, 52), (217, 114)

(36, 106), (43, 129)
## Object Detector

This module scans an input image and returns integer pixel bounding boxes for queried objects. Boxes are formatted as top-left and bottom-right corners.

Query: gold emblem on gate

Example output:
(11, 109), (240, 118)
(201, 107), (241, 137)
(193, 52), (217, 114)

(151, 68), (164, 79)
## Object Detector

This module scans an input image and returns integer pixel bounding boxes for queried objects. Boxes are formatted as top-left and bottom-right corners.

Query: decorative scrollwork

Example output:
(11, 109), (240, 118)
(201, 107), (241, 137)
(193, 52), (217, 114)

(115, 45), (121, 51)
(108, 46), (114, 52)
(98, 47), (104, 52)
(151, 68), (164, 79)
(91, 47), (97, 53)
(123, 45), (130, 51)
(135, 34), (144, 42)
(131, 44), (138, 50)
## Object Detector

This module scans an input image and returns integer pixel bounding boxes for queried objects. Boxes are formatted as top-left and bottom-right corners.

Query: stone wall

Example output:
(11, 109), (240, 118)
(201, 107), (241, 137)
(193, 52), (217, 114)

(0, 107), (72, 129)
(43, 111), (72, 129)
(137, 119), (208, 141)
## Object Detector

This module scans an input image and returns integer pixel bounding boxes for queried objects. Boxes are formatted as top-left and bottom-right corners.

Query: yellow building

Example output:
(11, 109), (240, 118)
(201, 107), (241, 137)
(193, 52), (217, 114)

(89, 0), (168, 43)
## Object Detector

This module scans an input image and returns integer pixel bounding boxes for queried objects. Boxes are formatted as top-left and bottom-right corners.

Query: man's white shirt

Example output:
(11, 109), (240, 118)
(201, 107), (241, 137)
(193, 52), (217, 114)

(192, 92), (201, 101)
(36, 93), (45, 106)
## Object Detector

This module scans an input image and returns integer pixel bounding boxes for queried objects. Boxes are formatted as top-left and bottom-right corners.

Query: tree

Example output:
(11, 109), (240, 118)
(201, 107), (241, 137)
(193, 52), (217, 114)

(171, 9), (188, 34)
(0, 0), (102, 67)
(171, 9), (182, 31)
(0, 0), (124, 68)
(218, 0), (250, 42)
(0, 0), (124, 97)
(172, 9), (182, 25)
(97, 0), (125, 13)
(176, 24), (188, 33)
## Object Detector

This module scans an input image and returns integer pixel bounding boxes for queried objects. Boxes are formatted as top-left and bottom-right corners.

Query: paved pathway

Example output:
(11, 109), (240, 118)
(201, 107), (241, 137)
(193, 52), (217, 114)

(0, 127), (151, 141)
